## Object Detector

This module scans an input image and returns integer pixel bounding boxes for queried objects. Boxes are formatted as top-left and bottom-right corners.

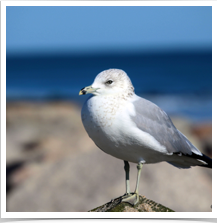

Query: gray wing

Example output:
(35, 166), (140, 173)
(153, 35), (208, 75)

(131, 97), (202, 156)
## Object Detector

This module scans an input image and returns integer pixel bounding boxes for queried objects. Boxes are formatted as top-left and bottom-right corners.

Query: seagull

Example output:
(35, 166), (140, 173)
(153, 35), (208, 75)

(79, 68), (212, 206)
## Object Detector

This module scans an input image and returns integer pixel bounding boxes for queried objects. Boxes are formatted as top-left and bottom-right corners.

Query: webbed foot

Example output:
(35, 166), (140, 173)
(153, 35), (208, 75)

(121, 193), (139, 206)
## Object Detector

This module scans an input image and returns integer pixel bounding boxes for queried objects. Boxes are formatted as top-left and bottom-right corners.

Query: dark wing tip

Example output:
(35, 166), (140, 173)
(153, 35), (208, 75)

(173, 152), (212, 169)
(197, 153), (212, 168)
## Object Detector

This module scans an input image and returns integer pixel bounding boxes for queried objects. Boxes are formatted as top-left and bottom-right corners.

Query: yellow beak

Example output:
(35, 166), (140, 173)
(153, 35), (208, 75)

(79, 85), (98, 95)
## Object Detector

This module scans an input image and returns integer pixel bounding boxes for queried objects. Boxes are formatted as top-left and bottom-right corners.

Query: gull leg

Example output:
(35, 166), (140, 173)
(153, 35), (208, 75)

(118, 161), (130, 200)
(124, 160), (130, 195)
(135, 162), (143, 194)
(121, 161), (144, 206)
(133, 161), (144, 204)
(110, 161), (131, 202)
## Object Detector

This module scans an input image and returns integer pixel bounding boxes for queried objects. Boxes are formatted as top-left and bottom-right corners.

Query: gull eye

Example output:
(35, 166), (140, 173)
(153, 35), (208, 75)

(106, 80), (113, 85)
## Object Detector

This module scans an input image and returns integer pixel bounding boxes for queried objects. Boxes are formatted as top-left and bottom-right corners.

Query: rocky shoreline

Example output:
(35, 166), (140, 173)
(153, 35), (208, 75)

(6, 101), (212, 212)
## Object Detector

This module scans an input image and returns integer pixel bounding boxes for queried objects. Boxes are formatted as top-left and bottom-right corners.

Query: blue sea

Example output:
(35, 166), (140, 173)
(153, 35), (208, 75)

(6, 50), (212, 123)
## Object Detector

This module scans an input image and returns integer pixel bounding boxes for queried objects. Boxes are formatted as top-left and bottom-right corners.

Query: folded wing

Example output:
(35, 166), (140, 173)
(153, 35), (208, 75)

(131, 97), (211, 168)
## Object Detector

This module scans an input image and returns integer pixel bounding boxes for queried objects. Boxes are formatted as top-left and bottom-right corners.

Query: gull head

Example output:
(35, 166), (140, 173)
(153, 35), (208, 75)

(79, 69), (134, 97)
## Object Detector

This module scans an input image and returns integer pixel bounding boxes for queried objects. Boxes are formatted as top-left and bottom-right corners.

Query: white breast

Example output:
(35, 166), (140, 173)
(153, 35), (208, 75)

(81, 95), (136, 151)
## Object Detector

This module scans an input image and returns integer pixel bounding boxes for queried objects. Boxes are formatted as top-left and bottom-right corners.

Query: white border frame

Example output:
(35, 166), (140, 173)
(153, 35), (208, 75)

(1, 1), (217, 218)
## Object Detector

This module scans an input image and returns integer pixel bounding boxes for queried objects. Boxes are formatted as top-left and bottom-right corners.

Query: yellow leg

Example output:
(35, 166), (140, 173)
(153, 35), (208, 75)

(121, 161), (144, 206)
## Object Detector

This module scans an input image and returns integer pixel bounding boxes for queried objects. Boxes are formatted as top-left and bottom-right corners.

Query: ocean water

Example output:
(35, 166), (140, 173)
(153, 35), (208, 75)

(6, 50), (212, 122)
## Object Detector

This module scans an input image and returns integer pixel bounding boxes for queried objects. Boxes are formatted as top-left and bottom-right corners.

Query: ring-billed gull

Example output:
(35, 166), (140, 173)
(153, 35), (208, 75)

(79, 69), (212, 206)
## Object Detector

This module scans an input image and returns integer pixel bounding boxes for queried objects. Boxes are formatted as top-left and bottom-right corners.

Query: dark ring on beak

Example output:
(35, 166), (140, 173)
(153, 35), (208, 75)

(79, 87), (87, 95)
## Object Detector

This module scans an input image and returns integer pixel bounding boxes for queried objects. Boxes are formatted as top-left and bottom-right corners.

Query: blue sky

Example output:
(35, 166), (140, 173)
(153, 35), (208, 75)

(6, 6), (212, 55)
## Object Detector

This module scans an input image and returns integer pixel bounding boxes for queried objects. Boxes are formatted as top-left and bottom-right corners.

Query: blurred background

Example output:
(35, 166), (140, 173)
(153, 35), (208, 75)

(6, 6), (212, 212)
